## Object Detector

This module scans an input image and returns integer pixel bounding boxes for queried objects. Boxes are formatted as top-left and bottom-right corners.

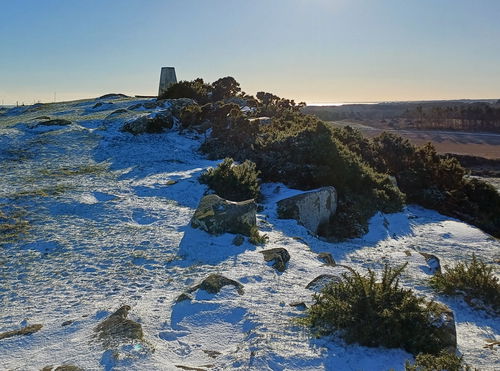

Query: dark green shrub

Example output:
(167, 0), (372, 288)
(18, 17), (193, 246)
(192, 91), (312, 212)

(199, 158), (261, 202)
(159, 78), (212, 103)
(303, 264), (449, 355)
(405, 351), (473, 371)
(211, 76), (241, 101)
(430, 254), (500, 313)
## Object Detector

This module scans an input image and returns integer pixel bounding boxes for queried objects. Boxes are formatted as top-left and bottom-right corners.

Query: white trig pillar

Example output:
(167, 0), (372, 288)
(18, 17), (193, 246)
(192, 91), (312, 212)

(158, 67), (177, 97)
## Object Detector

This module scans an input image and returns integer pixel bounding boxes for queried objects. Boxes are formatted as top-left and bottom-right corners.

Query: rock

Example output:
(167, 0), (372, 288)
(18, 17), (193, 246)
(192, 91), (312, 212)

(121, 110), (174, 135)
(431, 303), (457, 353)
(107, 108), (128, 117)
(277, 186), (337, 235)
(37, 119), (72, 126)
(41, 365), (82, 371)
(191, 194), (256, 236)
(94, 305), (143, 346)
(419, 252), (442, 274)
(306, 274), (341, 292)
(232, 234), (245, 246)
(318, 252), (336, 266)
(61, 320), (74, 327)
(189, 274), (244, 295)
(175, 365), (214, 371)
(175, 293), (193, 303)
(0, 324), (42, 340)
(202, 350), (222, 358)
(260, 248), (290, 272)
(289, 301), (308, 310)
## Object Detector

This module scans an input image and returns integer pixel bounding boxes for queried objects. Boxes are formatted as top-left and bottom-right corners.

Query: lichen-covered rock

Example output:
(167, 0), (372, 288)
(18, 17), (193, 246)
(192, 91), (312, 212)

(0, 323), (42, 340)
(260, 248), (290, 272)
(189, 274), (244, 295)
(94, 305), (143, 346)
(121, 111), (174, 134)
(277, 186), (337, 235)
(191, 194), (256, 236)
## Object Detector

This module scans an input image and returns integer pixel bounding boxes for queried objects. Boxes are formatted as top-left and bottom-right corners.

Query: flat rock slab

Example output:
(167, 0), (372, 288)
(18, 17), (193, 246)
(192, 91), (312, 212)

(0, 324), (43, 340)
(260, 248), (290, 272)
(277, 186), (337, 235)
(191, 194), (256, 236)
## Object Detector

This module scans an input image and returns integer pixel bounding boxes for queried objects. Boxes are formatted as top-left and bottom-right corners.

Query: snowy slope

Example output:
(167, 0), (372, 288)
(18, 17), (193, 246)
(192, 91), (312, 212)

(0, 98), (498, 370)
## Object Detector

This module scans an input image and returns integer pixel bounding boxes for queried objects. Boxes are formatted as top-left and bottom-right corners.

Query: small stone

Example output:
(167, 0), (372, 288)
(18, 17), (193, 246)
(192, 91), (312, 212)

(61, 320), (74, 327)
(94, 305), (143, 347)
(260, 248), (290, 272)
(306, 274), (341, 292)
(175, 293), (192, 303)
(289, 302), (308, 310)
(318, 252), (335, 266)
(232, 234), (245, 246)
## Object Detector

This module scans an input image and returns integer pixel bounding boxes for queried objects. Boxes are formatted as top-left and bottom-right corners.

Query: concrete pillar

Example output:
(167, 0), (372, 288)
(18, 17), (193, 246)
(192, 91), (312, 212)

(158, 67), (177, 97)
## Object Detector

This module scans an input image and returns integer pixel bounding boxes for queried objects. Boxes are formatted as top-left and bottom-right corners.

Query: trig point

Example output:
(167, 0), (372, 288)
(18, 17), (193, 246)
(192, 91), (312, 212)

(158, 67), (177, 97)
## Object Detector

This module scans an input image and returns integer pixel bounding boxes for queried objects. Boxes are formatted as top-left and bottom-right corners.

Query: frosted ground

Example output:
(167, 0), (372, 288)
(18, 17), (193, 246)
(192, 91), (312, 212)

(0, 97), (498, 370)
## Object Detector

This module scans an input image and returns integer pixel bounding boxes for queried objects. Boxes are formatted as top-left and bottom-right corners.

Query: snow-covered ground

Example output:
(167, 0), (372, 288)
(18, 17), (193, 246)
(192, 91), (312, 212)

(0, 97), (499, 370)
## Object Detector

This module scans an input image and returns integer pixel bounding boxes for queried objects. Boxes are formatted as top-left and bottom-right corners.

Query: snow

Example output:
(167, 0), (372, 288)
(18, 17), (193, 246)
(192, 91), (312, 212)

(0, 98), (499, 370)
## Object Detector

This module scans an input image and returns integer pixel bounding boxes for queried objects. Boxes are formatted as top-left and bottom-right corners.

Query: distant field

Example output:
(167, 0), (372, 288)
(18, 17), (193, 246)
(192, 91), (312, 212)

(328, 121), (500, 159)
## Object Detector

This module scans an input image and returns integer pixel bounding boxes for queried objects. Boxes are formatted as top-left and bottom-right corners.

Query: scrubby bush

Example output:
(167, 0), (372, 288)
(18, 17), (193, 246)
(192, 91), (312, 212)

(248, 226), (269, 245)
(430, 254), (500, 313)
(302, 264), (449, 355)
(405, 351), (473, 371)
(199, 158), (261, 202)
(159, 78), (212, 103)
(179, 104), (203, 129)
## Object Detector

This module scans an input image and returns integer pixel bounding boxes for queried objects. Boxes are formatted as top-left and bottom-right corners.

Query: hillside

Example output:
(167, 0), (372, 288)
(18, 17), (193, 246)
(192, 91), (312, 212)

(0, 96), (499, 370)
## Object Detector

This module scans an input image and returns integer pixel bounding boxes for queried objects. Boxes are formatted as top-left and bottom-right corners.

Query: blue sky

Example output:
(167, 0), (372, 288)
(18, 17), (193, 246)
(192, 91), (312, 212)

(1, 0), (500, 104)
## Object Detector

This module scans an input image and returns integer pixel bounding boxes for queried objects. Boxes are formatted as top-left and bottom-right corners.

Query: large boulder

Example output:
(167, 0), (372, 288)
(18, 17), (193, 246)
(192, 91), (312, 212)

(191, 194), (256, 236)
(277, 186), (337, 235)
(121, 110), (174, 135)
(94, 305), (143, 347)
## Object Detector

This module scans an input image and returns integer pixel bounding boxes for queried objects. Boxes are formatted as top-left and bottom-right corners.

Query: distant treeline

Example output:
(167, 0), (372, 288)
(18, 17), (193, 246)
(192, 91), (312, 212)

(403, 102), (500, 132)
(303, 100), (500, 133)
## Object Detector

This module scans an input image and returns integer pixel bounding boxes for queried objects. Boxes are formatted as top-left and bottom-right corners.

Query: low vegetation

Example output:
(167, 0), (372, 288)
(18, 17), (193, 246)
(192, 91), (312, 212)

(164, 76), (500, 239)
(248, 226), (269, 245)
(430, 254), (500, 313)
(0, 205), (30, 245)
(301, 264), (450, 355)
(404, 351), (473, 371)
(199, 158), (261, 202)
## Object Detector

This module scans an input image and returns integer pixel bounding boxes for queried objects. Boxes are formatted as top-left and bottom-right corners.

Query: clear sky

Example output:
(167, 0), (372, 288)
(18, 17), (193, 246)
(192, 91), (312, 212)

(1, 0), (500, 104)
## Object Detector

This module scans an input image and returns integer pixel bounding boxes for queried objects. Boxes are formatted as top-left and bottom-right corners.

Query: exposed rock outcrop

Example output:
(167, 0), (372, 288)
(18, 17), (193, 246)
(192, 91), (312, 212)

(277, 186), (337, 235)
(191, 194), (256, 236)
(121, 111), (174, 134)
(189, 274), (244, 295)
(94, 305), (143, 346)
(260, 248), (290, 272)
(37, 119), (72, 127)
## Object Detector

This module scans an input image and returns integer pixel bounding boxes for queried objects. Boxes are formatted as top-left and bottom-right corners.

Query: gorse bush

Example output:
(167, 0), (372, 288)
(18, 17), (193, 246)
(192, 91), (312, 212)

(248, 226), (269, 245)
(199, 158), (261, 202)
(405, 351), (473, 371)
(430, 254), (500, 313)
(302, 264), (449, 355)
(168, 76), (500, 239)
